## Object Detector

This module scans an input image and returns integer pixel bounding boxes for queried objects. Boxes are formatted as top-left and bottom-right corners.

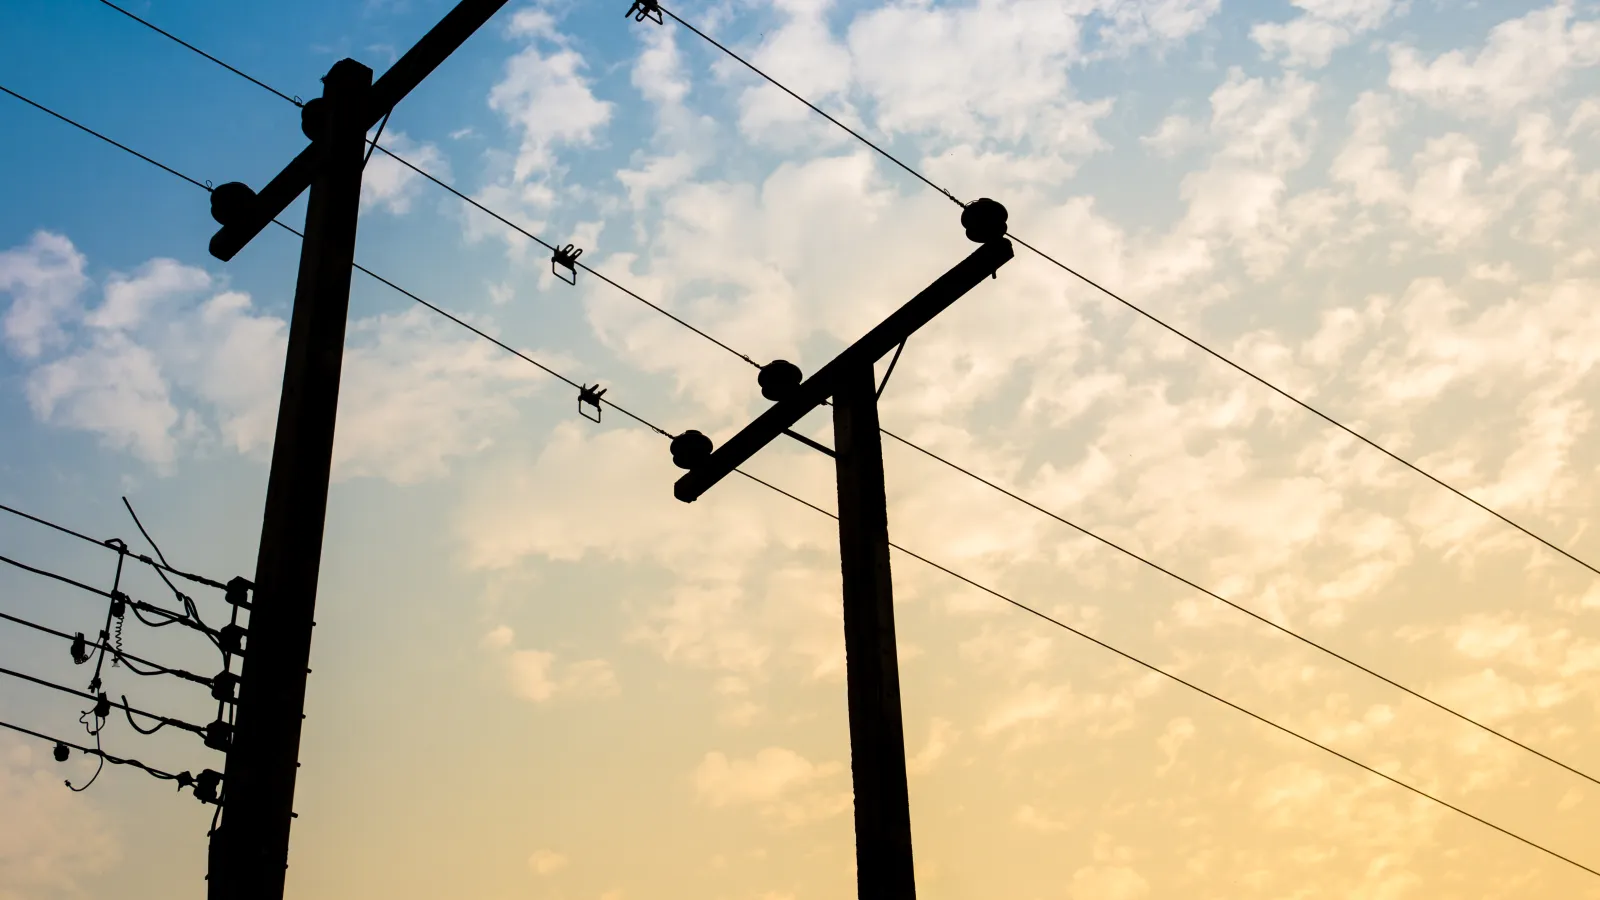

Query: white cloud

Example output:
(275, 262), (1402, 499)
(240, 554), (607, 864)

(489, 10), (613, 183)
(692, 747), (848, 825)
(1252, 0), (1396, 68)
(0, 231), (88, 359)
(0, 234), (559, 482)
(362, 131), (451, 215)
(1142, 114), (1203, 157)
(484, 626), (619, 703)
(26, 330), (183, 466)
(845, 0), (1116, 149)
(1388, 2), (1600, 116)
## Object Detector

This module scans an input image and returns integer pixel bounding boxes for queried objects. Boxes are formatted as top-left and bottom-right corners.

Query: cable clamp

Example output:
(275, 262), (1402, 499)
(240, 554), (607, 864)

(578, 384), (607, 423)
(626, 0), (664, 23)
(552, 244), (583, 285)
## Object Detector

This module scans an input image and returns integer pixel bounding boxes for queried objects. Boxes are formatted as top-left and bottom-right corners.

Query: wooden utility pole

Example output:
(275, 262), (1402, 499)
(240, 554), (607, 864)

(202, 3), (512, 897)
(205, 57), (368, 900)
(833, 361), (916, 896)
(670, 200), (1013, 900)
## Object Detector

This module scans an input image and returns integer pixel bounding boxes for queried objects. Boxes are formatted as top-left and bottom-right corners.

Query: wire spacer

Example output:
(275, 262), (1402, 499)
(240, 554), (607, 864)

(578, 384), (607, 423)
(625, 0), (664, 23)
(552, 244), (583, 285)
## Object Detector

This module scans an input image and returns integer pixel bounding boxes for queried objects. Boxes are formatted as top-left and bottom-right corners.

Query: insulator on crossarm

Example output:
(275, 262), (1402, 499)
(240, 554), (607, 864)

(960, 198), (1008, 243)
(225, 576), (254, 610)
(209, 183), (258, 227)
(670, 430), (713, 470)
(299, 97), (327, 141)
(193, 769), (222, 804)
(758, 360), (803, 402)
(212, 671), (240, 704)
(204, 719), (233, 752)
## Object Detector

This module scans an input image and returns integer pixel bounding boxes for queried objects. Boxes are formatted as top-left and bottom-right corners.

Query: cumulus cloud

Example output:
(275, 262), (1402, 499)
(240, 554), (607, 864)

(362, 131), (452, 215)
(1388, 2), (1600, 116)
(0, 233), (560, 481)
(489, 9), (613, 184)
(0, 740), (120, 896)
(0, 231), (88, 359)
(692, 747), (848, 825)
(1252, 0), (1397, 68)
(482, 626), (619, 703)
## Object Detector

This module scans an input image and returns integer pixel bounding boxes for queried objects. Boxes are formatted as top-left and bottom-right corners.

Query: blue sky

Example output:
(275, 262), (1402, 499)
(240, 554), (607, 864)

(6, 0), (1600, 898)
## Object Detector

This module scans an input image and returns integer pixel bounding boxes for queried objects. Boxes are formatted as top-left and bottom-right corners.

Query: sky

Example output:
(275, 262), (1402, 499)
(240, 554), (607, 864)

(3, 0), (1600, 897)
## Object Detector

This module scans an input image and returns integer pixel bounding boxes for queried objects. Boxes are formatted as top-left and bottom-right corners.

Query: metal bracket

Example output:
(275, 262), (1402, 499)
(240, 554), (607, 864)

(552, 243), (583, 285)
(782, 428), (835, 458)
(578, 384), (607, 423)
(626, 0), (664, 23)
(876, 339), (906, 400)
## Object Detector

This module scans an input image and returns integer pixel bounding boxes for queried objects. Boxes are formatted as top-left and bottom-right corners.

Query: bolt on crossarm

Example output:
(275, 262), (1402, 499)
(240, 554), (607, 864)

(669, 199), (1012, 900)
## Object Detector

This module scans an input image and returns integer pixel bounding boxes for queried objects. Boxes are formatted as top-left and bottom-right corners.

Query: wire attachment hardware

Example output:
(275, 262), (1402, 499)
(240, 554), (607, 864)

(70, 632), (92, 665)
(225, 576), (254, 610)
(626, 0), (664, 23)
(192, 769), (223, 804)
(578, 384), (608, 423)
(552, 244), (583, 285)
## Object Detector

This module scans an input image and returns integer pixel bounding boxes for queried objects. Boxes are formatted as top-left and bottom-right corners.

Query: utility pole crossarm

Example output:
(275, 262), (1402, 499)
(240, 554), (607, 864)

(207, 0), (514, 261)
(672, 237), (1014, 503)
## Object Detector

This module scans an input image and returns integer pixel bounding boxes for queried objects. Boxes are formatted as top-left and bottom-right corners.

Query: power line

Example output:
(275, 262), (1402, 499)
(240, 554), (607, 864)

(7, 78), (1600, 883)
(366, 144), (761, 368)
(877, 428), (1600, 790)
(86, 0), (761, 371)
(67, 8), (1600, 791)
(731, 468), (1600, 882)
(648, 2), (1600, 584)
(659, 5), (962, 207)
(0, 609), (212, 687)
(90, 0), (305, 108)
(0, 664), (209, 738)
(0, 549), (216, 639)
(0, 717), (180, 781)
(0, 499), (230, 591)
(8, 73), (1600, 805)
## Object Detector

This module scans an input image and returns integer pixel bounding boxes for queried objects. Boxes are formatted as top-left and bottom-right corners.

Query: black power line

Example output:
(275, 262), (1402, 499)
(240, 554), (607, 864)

(735, 466), (1600, 882)
(64, 8), (1600, 796)
(0, 665), (209, 738)
(0, 550), (216, 639)
(5, 75), (1599, 883)
(0, 717), (179, 781)
(0, 499), (230, 591)
(0, 609), (213, 687)
(71, 0), (1600, 791)
(647, 2), (1600, 585)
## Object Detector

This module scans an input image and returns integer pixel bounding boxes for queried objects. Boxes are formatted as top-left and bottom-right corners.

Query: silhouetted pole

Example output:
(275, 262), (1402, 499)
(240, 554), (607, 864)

(207, 58), (370, 900)
(669, 199), (1014, 900)
(833, 361), (915, 900)
(200, 4), (513, 896)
